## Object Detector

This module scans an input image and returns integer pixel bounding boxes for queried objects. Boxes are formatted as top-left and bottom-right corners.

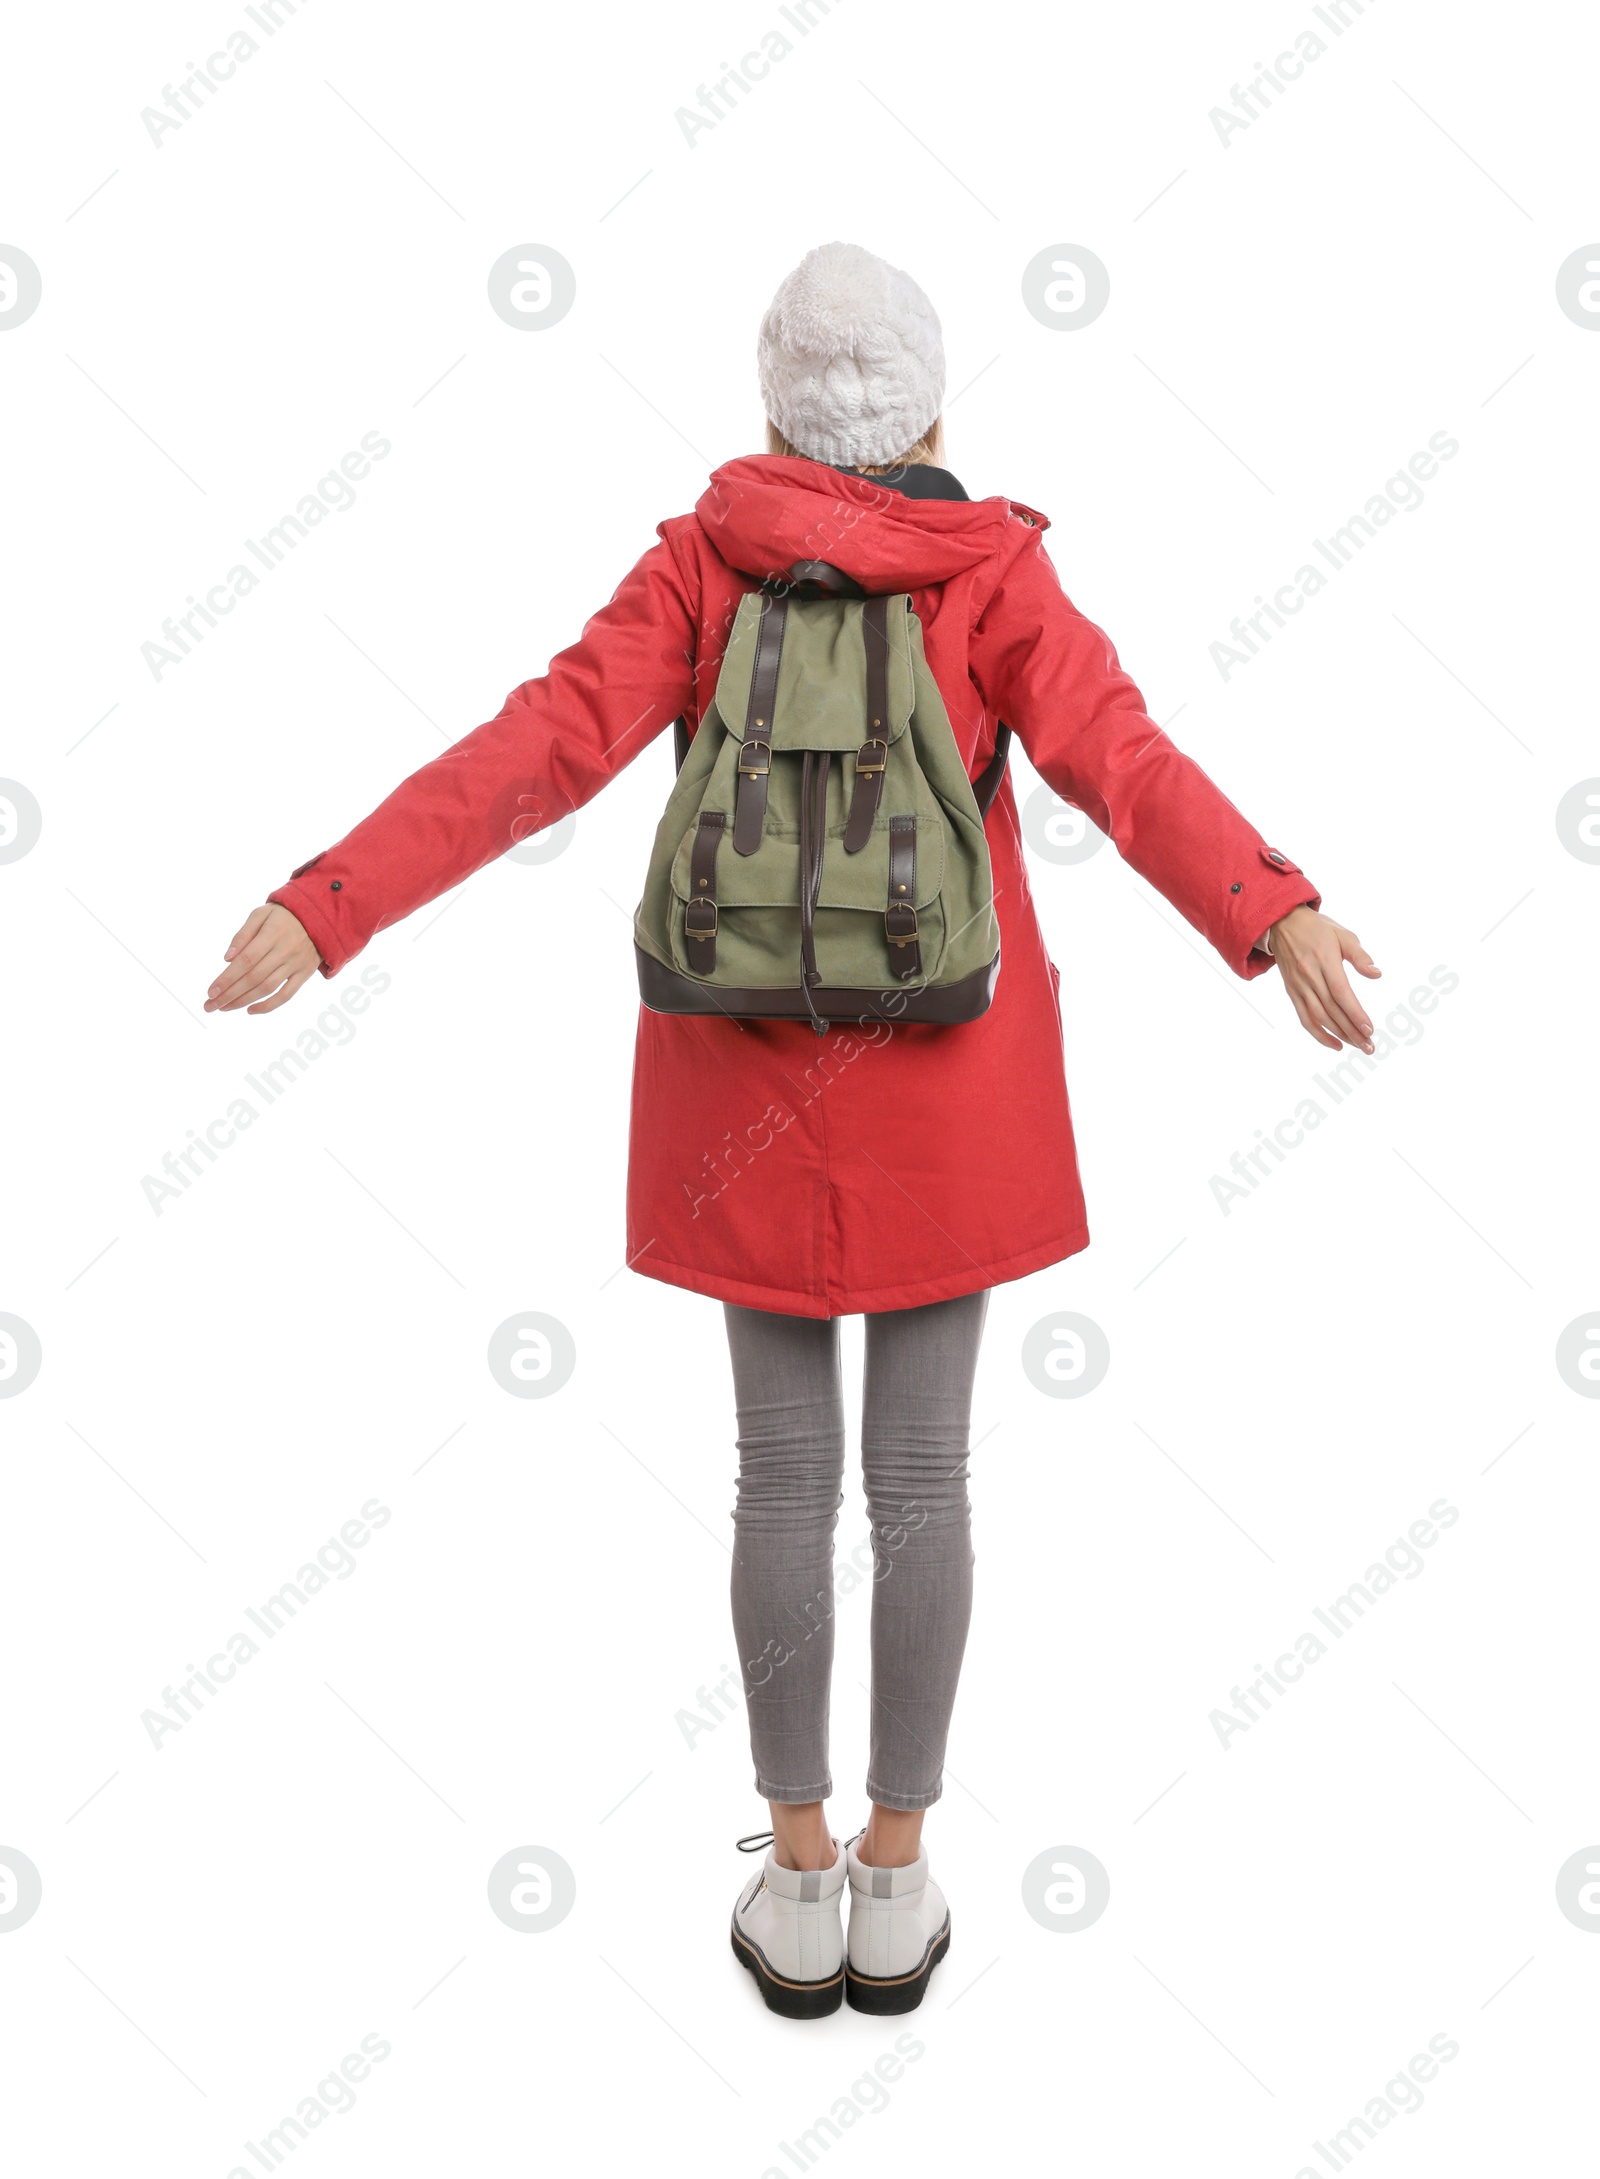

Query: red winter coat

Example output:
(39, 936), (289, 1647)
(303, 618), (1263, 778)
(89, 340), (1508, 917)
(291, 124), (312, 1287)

(269, 457), (1319, 1318)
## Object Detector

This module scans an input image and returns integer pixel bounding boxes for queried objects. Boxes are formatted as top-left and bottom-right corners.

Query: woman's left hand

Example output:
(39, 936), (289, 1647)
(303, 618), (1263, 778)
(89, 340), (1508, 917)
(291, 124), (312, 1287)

(1268, 907), (1381, 1053)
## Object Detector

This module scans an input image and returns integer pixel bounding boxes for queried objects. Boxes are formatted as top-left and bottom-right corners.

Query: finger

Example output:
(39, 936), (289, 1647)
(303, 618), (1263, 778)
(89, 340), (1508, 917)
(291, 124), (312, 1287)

(208, 940), (271, 1003)
(1327, 920), (1382, 977)
(246, 965), (316, 1015)
(208, 936), (297, 1006)
(1322, 957), (1376, 1046)
(223, 904), (274, 963)
(1306, 956), (1374, 1051)
(208, 946), (301, 1011)
(1299, 964), (1370, 1051)
(209, 970), (287, 1013)
(207, 965), (281, 1010)
(1288, 966), (1352, 1050)
(1284, 976), (1342, 1051)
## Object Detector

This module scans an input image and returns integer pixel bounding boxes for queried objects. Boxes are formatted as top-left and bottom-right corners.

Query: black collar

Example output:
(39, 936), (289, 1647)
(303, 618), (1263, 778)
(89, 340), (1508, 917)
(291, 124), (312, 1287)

(829, 462), (970, 502)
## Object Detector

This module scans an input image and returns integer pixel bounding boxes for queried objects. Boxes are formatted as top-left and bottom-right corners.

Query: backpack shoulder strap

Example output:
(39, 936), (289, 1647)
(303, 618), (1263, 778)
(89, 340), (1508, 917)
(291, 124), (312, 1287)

(972, 723), (1011, 818)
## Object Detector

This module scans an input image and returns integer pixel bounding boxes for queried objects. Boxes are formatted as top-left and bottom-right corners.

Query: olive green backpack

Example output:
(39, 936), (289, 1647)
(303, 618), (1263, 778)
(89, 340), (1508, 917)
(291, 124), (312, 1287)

(633, 562), (1008, 1033)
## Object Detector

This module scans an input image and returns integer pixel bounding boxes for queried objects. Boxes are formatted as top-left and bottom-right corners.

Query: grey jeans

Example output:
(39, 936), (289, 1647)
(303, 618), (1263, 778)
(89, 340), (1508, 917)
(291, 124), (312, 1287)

(724, 1289), (989, 1812)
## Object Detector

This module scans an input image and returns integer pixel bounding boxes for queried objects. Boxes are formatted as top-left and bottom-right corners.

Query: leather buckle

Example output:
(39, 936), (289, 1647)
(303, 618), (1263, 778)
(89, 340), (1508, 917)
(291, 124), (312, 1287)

(737, 738), (772, 777)
(685, 899), (718, 937)
(855, 738), (888, 775)
(885, 904), (918, 945)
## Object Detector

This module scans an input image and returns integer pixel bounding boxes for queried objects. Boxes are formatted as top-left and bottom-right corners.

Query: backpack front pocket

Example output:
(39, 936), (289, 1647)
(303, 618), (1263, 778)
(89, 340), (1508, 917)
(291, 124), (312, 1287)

(667, 751), (946, 991)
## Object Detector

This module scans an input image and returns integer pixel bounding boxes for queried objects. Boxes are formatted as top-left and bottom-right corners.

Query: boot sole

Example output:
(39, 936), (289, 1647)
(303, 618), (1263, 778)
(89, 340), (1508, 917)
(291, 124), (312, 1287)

(730, 1923), (844, 2019)
(846, 1919), (951, 2014)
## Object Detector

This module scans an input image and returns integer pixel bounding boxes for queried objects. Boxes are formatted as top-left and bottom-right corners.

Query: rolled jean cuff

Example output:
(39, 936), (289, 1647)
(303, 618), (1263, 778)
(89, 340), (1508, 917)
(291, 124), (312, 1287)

(864, 1778), (944, 1812)
(756, 1774), (832, 1804)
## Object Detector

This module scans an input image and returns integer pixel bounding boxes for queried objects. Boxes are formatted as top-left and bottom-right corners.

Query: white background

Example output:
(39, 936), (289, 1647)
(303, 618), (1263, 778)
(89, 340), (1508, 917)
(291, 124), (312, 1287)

(3, 1), (1597, 2172)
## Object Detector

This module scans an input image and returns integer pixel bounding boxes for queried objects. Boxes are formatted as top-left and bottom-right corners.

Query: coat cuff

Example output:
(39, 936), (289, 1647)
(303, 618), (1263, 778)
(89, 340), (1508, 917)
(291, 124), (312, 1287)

(267, 864), (350, 979)
(1229, 846), (1320, 980)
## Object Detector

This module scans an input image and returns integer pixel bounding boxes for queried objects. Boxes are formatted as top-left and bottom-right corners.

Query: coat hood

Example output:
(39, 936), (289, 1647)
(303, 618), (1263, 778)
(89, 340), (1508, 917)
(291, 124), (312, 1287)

(696, 456), (1049, 593)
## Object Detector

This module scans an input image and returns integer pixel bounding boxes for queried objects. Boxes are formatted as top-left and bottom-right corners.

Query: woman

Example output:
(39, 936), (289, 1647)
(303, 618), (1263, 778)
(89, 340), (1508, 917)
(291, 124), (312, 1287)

(206, 243), (1379, 2019)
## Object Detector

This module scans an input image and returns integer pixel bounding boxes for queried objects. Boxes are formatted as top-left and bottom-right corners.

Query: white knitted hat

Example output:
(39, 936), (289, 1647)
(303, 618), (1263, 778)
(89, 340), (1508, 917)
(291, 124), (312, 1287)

(757, 242), (945, 468)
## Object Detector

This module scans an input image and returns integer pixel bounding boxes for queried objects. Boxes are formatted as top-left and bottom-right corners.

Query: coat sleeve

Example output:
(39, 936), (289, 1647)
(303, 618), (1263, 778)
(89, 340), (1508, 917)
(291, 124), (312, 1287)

(970, 524), (1320, 979)
(267, 535), (697, 977)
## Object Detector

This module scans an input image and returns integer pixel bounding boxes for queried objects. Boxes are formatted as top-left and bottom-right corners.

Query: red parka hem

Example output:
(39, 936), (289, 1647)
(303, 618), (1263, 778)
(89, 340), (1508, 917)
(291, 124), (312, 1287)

(631, 1225), (1093, 1322)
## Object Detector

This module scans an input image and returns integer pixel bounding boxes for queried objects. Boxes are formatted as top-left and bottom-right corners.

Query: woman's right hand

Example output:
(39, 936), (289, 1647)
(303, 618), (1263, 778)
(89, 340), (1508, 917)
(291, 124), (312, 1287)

(205, 903), (322, 1015)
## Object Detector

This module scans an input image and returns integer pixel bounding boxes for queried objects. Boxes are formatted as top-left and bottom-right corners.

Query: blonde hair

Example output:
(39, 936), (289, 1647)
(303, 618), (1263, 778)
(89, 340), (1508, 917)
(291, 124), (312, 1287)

(764, 414), (946, 472)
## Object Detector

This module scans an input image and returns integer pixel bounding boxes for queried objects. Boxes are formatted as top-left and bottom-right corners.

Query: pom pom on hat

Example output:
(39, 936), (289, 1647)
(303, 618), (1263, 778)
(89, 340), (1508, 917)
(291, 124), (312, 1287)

(758, 241), (945, 468)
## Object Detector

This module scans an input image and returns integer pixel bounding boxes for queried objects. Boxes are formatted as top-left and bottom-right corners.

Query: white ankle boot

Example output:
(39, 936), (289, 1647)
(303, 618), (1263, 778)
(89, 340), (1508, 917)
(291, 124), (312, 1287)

(844, 1834), (950, 2013)
(730, 1833), (846, 2018)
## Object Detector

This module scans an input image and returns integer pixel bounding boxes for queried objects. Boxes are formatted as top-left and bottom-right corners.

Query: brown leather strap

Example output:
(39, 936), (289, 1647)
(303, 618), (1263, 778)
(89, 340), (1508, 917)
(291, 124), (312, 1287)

(885, 815), (921, 982)
(733, 733), (771, 857)
(684, 812), (724, 973)
(842, 736), (887, 853)
(843, 596), (891, 854)
(733, 592), (786, 856)
(798, 750), (831, 1033)
(780, 561), (865, 599)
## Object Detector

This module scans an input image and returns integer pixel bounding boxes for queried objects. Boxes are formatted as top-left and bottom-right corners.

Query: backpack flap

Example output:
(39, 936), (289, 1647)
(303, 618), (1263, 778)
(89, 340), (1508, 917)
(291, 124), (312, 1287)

(712, 590), (917, 754)
(713, 588), (918, 873)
